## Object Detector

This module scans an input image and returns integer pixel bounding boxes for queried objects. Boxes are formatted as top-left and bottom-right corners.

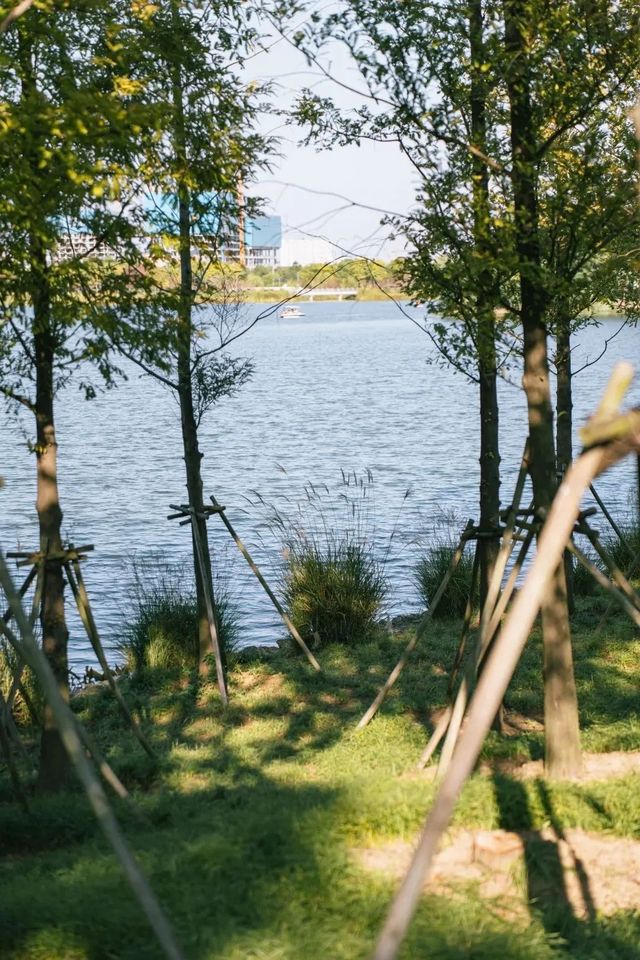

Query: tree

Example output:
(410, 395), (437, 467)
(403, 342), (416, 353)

(502, 0), (637, 776)
(0, 2), (165, 788)
(291, 0), (639, 776)
(540, 107), (640, 476)
(115, 0), (273, 678)
(291, 1), (513, 606)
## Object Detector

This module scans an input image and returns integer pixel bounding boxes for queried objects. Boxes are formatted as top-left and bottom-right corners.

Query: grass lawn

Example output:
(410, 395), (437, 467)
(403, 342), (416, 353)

(1, 596), (639, 960)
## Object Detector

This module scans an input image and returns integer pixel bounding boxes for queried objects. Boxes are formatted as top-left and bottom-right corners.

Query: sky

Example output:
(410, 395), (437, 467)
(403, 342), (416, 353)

(245, 12), (417, 264)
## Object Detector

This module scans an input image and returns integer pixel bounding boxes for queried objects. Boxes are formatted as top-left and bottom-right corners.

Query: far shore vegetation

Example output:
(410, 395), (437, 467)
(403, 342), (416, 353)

(212, 259), (632, 309)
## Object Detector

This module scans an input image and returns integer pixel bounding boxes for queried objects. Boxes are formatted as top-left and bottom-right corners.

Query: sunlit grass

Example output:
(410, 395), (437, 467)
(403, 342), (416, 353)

(1, 602), (639, 959)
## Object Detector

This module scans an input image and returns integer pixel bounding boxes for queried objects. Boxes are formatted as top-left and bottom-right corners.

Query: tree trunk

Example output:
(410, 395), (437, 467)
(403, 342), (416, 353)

(555, 320), (573, 473)
(470, 0), (501, 609)
(32, 238), (71, 792)
(505, 0), (582, 778)
(170, 15), (225, 676)
(555, 318), (575, 612)
(177, 325), (218, 672)
(18, 29), (71, 791)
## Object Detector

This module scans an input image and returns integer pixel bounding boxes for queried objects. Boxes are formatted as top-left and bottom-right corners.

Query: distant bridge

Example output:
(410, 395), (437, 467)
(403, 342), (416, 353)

(296, 287), (358, 301)
(252, 285), (359, 301)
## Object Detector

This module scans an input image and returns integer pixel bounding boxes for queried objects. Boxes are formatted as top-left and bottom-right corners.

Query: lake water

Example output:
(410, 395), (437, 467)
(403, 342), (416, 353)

(1, 301), (639, 673)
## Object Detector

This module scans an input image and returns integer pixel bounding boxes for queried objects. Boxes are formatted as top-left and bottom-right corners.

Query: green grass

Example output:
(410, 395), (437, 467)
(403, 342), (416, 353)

(1, 601), (639, 959)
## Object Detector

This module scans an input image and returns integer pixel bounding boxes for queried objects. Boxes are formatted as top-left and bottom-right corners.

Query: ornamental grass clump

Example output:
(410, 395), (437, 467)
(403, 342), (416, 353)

(265, 472), (390, 647)
(414, 536), (477, 619)
(283, 539), (386, 646)
(119, 559), (240, 673)
(0, 642), (41, 727)
(601, 519), (640, 584)
(572, 514), (640, 598)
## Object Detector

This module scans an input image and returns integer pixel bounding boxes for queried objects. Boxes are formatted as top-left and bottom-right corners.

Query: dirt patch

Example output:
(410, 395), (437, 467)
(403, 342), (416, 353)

(354, 827), (640, 918)
(482, 750), (640, 781)
(500, 710), (544, 736)
(234, 672), (285, 697)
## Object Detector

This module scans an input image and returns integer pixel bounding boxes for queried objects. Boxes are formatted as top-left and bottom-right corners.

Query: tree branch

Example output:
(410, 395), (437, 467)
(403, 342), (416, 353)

(0, 382), (36, 413)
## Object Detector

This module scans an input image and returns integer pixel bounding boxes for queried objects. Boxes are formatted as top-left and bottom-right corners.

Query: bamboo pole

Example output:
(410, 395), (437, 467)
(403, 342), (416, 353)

(371, 362), (639, 960)
(446, 541), (480, 695)
(435, 512), (534, 776)
(189, 518), (228, 705)
(578, 524), (640, 613)
(64, 558), (156, 759)
(371, 444), (607, 960)
(209, 495), (321, 671)
(589, 483), (630, 549)
(357, 520), (475, 730)
(0, 551), (185, 960)
(567, 540), (640, 628)
(7, 555), (46, 718)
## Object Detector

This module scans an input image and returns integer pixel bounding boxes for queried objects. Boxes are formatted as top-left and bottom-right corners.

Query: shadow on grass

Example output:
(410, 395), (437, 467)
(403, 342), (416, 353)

(0, 763), (340, 959)
(1, 617), (640, 960)
(493, 773), (640, 960)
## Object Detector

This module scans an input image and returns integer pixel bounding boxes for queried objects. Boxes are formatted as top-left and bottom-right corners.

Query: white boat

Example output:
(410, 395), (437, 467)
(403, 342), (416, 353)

(280, 305), (305, 318)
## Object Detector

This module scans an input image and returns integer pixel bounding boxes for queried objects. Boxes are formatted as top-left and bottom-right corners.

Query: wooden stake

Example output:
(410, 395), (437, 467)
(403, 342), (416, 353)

(432, 529), (534, 774)
(594, 546), (640, 635)
(416, 706), (454, 770)
(371, 358), (640, 960)
(64, 558), (156, 759)
(435, 520), (524, 768)
(446, 541), (480, 695)
(589, 483), (632, 551)
(1, 564), (36, 623)
(567, 540), (640, 628)
(357, 520), (474, 730)
(209, 495), (321, 672)
(0, 552), (185, 960)
(418, 476), (534, 774)
(6, 560), (46, 721)
(371, 444), (607, 960)
(484, 526), (536, 644)
(578, 523), (640, 613)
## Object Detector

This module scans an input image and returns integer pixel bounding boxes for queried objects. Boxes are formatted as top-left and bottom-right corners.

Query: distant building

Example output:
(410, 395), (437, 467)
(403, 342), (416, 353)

(244, 215), (282, 268)
(50, 198), (283, 269)
(53, 232), (115, 261)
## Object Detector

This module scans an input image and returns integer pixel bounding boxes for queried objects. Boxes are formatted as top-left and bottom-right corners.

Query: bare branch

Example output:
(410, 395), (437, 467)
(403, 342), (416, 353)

(0, 0), (34, 33)
(0, 382), (36, 413)
(117, 347), (178, 392)
(572, 317), (631, 377)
